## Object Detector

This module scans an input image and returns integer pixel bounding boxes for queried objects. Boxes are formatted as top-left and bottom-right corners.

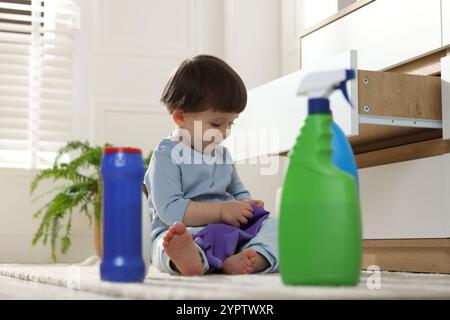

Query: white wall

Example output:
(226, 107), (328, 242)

(0, 169), (95, 263)
(224, 0), (281, 89)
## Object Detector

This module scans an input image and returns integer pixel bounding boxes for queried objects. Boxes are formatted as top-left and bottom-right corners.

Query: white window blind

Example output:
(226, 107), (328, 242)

(0, 0), (75, 168)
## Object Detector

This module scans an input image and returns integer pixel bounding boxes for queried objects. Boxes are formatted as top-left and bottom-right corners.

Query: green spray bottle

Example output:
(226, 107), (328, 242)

(279, 69), (362, 286)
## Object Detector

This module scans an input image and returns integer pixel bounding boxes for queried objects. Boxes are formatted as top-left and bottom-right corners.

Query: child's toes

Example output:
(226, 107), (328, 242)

(162, 235), (170, 244)
(164, 230), (176, 240)
(163, 234), (174, 247)
(171, 221), (186, 235)
(246, 250), (257, 259)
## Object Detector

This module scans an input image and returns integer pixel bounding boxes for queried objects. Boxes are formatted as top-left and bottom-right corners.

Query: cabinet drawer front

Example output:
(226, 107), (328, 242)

(301, 0), (442, 71)
(226, 51), (358, 162)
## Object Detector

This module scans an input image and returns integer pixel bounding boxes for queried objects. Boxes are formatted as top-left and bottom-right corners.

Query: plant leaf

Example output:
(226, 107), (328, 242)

(54, 140), (91, 165)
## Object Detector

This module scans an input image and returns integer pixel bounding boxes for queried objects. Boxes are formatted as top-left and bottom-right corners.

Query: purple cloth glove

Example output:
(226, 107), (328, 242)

(192, 204), (270, 271)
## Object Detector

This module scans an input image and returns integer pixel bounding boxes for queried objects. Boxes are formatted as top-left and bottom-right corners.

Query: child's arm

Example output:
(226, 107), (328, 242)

(184, 200), (254, 227)
(146, 148), (254, 228)
(145, 149), (192, 226)
(182, 201), (222, 226)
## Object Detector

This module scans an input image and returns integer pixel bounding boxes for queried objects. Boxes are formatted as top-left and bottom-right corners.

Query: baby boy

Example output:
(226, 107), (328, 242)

(144, 55), (278, 276)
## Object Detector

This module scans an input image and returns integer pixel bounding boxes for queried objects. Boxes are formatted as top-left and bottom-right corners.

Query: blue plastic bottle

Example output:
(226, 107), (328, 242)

(331, 122), (359, 188)
(100, 147), (146, 283)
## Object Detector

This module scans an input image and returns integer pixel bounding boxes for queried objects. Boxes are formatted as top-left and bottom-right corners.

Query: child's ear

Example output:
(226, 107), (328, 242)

(172, 110), (185, 127)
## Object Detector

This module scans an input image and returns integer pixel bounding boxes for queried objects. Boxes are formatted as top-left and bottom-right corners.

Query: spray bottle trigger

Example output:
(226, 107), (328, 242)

(333, 69), (355, 108)
(336, 81), (353, 108)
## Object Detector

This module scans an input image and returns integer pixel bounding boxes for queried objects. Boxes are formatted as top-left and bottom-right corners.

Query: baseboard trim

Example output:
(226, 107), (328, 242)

(363, 239), (450, 273)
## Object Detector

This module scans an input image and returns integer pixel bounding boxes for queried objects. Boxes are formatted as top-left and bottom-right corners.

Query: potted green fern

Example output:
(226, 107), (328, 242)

(30, 141), (153, 262)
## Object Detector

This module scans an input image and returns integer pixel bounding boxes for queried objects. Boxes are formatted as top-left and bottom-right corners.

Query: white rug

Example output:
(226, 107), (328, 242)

(1, 257), (450, 299)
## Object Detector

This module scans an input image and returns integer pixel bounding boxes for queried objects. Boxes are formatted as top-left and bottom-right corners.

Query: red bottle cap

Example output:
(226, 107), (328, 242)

(103, 147), (142, 154)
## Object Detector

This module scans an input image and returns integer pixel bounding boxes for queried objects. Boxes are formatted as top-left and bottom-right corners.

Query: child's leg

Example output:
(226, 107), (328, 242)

(151, 222), (210, 276)
(236, 217), (279, 274)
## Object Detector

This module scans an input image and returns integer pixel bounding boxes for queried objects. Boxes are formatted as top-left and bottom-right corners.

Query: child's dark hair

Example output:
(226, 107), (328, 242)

(161, 55), (247, 114)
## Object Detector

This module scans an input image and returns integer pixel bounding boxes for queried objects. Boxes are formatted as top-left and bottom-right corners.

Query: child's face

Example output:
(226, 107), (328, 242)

(173, 109), (239, 152)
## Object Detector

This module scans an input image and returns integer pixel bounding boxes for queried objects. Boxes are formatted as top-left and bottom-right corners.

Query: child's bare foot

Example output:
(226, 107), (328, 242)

(223, 249), (270, 274)
(163, 222), (204, 276)
(221, 249), (254, 274)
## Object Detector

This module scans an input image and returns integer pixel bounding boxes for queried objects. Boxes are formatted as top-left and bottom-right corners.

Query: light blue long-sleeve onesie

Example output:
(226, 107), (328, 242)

(143, 135), (279, 274)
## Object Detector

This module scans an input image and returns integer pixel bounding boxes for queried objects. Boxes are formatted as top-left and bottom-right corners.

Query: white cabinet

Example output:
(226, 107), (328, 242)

(443, 0), (450, 46)
(301, 0), (442, 71)
(360, 154), (450, 239)
(239, 0), (449, 241)
(226, 51), (358, 162)
(443, 56), (450, 139)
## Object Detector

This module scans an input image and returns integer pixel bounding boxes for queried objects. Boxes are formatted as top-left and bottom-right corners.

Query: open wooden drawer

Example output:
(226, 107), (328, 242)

(352, 69), (444, 166)
(228, 50), (449, 168)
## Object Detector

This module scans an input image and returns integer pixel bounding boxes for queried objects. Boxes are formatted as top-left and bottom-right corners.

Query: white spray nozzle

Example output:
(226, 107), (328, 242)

(297, 69), (355, 107)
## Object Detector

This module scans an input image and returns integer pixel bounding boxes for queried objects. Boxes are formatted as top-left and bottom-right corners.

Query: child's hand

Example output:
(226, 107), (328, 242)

(242, 199), (265, 208)
(220, 200), (254, 227)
